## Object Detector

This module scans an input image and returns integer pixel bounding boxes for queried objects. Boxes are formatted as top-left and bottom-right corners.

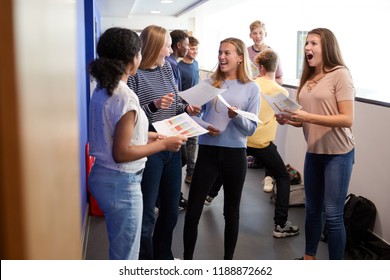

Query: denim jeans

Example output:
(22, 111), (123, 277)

(88, 164), (143, 260)
(185, 136), (198, 176)
(247, 143), (291, 226)
(304, 149), (355, 260)
(139, 150), (182, 260)
(183, 145), (247, 260)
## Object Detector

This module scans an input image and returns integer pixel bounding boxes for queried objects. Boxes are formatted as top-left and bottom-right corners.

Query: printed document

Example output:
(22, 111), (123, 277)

(261, 92), (302, 114)
(217, 95), (262, 124)
(152, 113), (208, 137)
(178, 81), (226, 106)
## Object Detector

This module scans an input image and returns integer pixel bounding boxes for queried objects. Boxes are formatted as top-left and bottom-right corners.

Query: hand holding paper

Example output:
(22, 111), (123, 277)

(217, 95), (263, 124)
(261, 92), (302, 114)
(152, 113), (208, 137)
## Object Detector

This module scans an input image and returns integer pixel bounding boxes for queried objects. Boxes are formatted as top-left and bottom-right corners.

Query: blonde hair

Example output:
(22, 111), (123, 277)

(139, 25), (167, 69)
(210, 37), (253, 88)
(249, 20), (266, 32)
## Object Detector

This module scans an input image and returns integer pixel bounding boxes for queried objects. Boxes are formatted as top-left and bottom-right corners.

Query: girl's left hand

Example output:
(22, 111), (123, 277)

(228, 106), (239, 118)
(148, 132), (165, 143)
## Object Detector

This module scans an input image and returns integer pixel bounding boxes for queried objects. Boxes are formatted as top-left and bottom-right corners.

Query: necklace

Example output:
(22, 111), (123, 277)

(306, 73), (326, 92)
(214, 80), (236, 113)
(223, 79), (236, 90)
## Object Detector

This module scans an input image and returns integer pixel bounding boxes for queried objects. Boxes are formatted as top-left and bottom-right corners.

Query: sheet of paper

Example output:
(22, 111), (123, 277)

(178, 81), (226, 106)
(217, 95), (262, 124)
(249, 60), (260, 79)
(152, 113), (208, 137)
(261, 92), (302, 114)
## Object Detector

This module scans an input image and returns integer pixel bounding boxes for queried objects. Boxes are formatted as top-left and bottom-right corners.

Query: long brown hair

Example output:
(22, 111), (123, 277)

(210, 37), (252, 88)
(139, 25), (167, 70)
(298, 28), (347, 96)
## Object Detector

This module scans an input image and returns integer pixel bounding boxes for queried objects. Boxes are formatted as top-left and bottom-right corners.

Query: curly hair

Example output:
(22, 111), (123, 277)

(170, 30), (189, 50)
(89, 27), (141, 95)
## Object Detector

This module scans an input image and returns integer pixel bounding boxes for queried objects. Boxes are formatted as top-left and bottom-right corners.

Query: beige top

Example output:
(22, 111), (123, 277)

(299, 67), (355, 154)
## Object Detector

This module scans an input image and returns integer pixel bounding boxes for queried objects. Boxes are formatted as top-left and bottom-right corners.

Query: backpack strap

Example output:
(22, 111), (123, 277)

(344, 194), (360, 250)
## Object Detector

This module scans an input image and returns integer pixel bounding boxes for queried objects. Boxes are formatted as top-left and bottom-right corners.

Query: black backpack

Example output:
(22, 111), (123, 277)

(344, 194), (377, 251)
(322, 193), (377, 257)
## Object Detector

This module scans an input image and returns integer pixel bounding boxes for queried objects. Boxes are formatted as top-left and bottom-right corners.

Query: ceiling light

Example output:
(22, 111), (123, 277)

(161, 1), (174, 3)
(150, 10), (161, 14)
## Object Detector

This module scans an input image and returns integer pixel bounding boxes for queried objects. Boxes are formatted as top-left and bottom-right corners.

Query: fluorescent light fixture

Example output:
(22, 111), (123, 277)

(161, 0), (173, 3)
(150, 10), (161, 14)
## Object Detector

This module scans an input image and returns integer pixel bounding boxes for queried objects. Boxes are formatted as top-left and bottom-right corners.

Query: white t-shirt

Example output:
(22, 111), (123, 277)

(89, 80), (148, 173)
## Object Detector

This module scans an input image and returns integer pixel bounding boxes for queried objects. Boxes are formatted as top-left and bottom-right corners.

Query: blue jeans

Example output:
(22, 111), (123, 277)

(304, 149), (355, 260)
(139, 150), (182, 260)
(88, 164), (143, 260)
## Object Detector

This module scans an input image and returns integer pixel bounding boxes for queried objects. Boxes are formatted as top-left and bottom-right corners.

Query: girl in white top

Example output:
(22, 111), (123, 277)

(88, 27), (186, 260)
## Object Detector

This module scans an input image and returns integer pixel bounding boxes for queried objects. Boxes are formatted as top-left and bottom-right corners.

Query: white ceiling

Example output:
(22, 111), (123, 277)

(96, 0), (209, 17)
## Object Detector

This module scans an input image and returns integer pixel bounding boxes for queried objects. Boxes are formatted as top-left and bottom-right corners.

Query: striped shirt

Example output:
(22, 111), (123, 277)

(127, 61), (187, 131)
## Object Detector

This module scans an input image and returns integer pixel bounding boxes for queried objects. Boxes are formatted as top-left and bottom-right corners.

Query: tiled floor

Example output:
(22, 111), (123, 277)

(84, 167), (329, 260)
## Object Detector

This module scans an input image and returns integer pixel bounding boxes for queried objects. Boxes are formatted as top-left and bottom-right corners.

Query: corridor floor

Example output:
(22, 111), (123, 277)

(84, 167), (328, 260)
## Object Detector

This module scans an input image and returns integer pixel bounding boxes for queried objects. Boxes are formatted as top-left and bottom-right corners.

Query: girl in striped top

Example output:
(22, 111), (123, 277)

(127, 25), (199, 260)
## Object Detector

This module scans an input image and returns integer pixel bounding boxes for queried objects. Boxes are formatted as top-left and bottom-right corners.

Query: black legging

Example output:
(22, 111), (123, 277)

(183, 145), (247, 260)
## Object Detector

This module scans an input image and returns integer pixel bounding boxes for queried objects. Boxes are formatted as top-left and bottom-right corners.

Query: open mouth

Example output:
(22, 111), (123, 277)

(306, 54), (314, 61)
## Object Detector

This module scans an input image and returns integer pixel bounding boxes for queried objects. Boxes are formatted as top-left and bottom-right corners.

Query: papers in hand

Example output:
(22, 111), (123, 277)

(178, 81), (226, 106)
(217, 95), (262, 124)
(152, 113), (208, 137)
(261, 92), (302, 114)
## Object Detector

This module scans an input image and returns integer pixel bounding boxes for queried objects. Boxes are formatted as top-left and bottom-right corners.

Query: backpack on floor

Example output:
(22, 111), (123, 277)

(321, 193), (377, 258)
(286, 164), (302, 185)
(344, 194), (377, 251)
(270, 184), (305, 207)
(247, 155), (264, 169)
(270, 164), (304, 207)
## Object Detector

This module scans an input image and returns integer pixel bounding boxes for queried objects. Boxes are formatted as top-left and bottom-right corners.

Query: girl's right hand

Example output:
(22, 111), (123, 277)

(275, 113), (290, 125)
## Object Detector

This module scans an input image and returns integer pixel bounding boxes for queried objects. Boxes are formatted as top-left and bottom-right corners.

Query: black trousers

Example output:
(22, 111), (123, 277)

(247, 143), (290, 226)
(208, 142), (291, 226)
(183, 145), (247, 260)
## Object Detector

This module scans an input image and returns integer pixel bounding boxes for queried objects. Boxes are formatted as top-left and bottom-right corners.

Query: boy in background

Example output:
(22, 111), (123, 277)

(178, 36), (200, 185)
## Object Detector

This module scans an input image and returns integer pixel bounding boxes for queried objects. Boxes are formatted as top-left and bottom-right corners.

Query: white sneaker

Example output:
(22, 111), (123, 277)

(262, 176), (274, 193)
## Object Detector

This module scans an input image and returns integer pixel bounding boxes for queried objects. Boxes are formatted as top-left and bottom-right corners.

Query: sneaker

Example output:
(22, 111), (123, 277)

(273, 221), (300, 238)
(204, 195), (214, 206)
(262, 176), (274, 193)
(179, 194), (188, 210)
(185, 175), (192, 184)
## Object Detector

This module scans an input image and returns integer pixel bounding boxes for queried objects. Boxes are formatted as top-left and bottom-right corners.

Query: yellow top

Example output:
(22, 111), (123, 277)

(247, 77), (288, 149)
